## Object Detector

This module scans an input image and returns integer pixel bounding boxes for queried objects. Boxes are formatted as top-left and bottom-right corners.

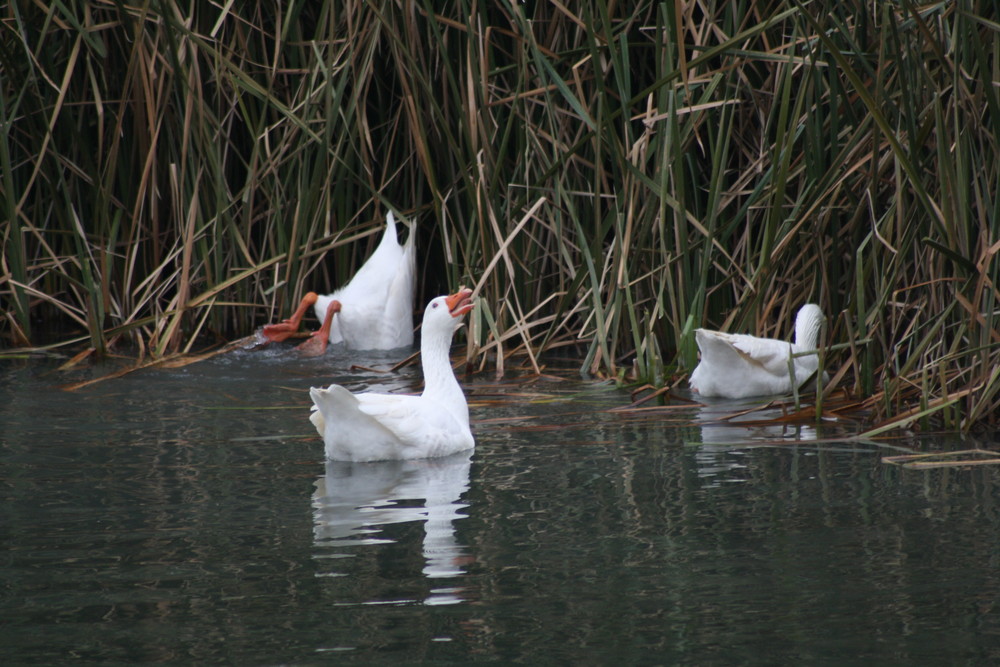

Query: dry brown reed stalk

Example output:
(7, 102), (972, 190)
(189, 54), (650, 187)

(882, 450), (1000, 469)
(1, 1), (999, 431)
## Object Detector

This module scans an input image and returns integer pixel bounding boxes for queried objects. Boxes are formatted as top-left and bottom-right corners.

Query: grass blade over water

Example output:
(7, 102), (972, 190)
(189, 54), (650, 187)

(2, 1), (998, 430)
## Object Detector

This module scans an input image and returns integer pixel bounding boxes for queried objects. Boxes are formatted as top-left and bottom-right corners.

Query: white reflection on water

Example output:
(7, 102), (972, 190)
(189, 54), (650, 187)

(695, 401), (819, 444)
(312, 450), (473, 604)
(691, 399), (820, 485)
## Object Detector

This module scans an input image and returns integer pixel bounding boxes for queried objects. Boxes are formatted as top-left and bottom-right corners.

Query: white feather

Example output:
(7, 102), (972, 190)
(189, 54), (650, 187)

(314, 212), (417, 350)
(309, 291), (475, 461)
(689, 303), (828, 399)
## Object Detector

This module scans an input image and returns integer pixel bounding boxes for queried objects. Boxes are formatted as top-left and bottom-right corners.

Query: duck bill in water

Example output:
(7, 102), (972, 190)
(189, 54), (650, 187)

(261, 292), (319, 343)
(296, 300), (341, 357)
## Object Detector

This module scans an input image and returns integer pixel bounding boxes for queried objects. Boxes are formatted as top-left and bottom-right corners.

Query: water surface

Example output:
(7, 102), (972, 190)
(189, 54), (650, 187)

(2, 347), (999, 664)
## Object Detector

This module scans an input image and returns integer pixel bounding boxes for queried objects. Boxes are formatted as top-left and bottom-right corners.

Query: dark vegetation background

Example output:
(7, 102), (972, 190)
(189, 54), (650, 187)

(2, 1), (999, 429)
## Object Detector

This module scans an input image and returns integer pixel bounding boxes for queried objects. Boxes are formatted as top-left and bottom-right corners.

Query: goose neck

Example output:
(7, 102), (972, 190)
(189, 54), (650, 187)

(420, 327), (463, 403)
(794, 307), (823, 350)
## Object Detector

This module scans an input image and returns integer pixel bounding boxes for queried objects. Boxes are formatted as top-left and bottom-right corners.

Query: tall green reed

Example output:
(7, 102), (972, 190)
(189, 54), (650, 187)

(1, 1), (998, 430)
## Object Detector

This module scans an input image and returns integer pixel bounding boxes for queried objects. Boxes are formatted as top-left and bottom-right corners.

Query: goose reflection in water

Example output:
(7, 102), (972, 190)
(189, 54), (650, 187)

(312, 450), (473, 604)
(690, 400), (819, 485)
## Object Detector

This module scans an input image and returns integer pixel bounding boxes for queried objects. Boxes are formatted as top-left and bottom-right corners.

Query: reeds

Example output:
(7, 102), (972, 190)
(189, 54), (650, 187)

(2, 1), (999, 430)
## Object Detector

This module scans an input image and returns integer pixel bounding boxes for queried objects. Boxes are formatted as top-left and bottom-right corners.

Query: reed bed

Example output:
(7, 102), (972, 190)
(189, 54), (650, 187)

(2, 1), (999, 431)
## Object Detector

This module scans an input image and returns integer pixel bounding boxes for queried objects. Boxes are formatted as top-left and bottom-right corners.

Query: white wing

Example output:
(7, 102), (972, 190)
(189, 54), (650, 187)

(724, 332), (795, 377)
(310, 385), (472, 461)
(355, 393), (468, 451)
(309, 385), (399, 446)
(343, 213), (405, 294)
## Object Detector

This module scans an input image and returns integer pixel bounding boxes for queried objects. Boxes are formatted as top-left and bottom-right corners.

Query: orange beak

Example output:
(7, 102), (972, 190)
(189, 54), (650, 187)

(445, 287), (474, 318)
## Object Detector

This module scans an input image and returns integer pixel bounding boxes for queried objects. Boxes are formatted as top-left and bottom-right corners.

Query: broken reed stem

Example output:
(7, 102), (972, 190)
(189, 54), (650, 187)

(2, 1), (998, 431)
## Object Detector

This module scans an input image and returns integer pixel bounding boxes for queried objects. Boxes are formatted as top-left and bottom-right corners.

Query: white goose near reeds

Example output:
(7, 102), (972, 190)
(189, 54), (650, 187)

(689, 303), (828, 399)
(309, 288), (475, 462)
(263, 212), (416, 356)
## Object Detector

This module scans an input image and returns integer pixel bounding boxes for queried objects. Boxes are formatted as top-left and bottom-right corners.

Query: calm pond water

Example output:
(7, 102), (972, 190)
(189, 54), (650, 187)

(2, 345), (1000, 665)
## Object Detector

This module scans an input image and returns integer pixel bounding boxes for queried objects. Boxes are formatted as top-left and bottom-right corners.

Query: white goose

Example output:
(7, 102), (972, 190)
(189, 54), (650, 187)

(689, 303), (828, 399)
(309, 288), (475, 462)
(263, 212), (416, 356)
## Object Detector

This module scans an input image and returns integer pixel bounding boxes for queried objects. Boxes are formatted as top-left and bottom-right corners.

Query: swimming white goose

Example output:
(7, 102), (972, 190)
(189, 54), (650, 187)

(689, 303), (828, 399)
(263, 212), (416, 356)
(309, 288), (475, 462)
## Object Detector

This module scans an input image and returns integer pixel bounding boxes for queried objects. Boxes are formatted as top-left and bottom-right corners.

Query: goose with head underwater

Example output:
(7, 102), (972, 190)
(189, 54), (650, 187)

(309, 288), (475, 462)
(689, 303), (829, 399)
(262, 211), (417, 356)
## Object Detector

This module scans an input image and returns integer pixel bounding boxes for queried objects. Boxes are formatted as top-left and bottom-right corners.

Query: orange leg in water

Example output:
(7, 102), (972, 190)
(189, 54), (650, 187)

(261, 292), (319, 343)
(296, 300), (340, 357)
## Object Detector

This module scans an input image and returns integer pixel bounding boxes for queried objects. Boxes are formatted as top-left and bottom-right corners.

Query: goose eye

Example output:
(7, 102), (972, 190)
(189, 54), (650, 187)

(432, 302), (439, 309)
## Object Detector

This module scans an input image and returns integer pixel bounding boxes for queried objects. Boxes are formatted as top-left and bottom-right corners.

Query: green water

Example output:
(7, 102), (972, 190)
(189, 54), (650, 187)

(2, 348), (999, 664)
